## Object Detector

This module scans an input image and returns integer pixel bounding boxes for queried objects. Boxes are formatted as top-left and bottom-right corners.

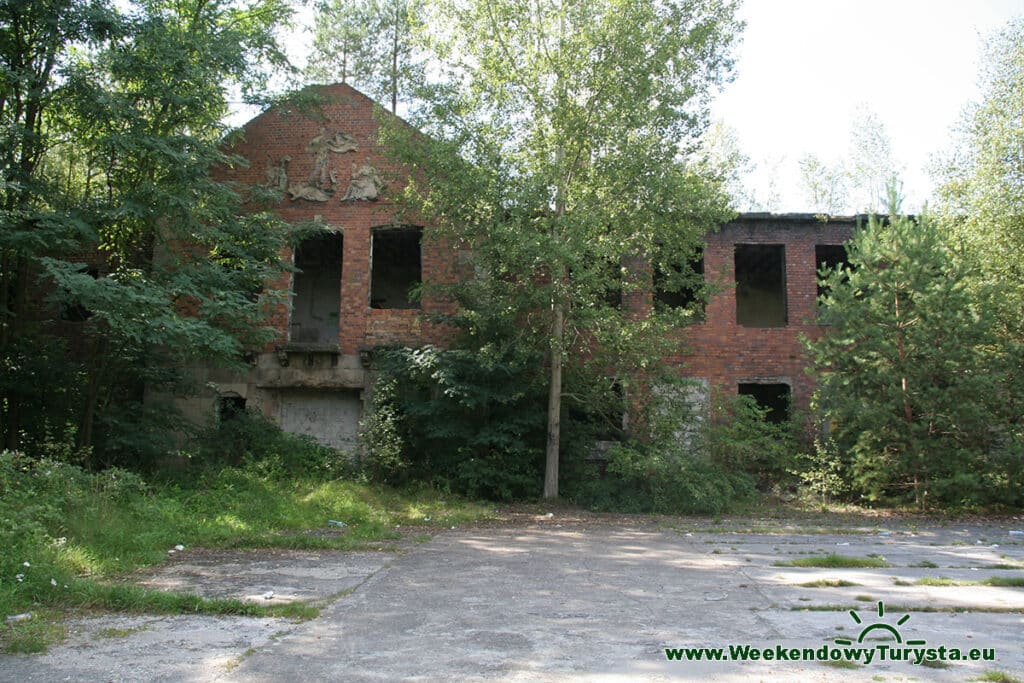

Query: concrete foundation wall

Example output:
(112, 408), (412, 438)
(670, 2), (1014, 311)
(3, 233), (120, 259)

(279, 389), (362, 451)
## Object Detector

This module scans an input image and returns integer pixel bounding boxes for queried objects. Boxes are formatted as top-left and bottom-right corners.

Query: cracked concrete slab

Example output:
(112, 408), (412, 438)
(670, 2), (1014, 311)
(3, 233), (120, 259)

(2, 520), (1023, 682)
(135, 548), (395, 604)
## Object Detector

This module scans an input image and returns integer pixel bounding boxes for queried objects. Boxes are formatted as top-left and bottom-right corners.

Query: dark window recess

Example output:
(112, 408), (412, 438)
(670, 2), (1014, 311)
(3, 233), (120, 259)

(218, 395), (247, 422)
(654, 256), (705, 317)
(815, 244), (849, 300)
(738, 383), (790, 423)
(60, 267), (99, 322)
(291, 232), (342, 344)
(600, 260), (623, 309)
(371, 227), (422, 309)
(735, 244), (786, 327)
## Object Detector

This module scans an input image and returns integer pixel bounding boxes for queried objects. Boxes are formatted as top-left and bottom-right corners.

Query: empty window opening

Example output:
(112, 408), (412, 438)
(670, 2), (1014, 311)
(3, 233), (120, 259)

(599, 259), (623, 309)
(218, 395), (247, 422)
(60, 267), (99, 322)
(738, 383), (790, 423)
(371, 227), (421, 309)
(654, 255), (705, 318)
(291, 232), (342, 344)
(815, 244), (849, 300)
(735, 244), (786, 327)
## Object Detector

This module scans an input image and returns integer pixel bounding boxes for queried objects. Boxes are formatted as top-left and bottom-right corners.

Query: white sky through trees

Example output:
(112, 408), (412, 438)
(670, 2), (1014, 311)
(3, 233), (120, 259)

(713, 0), (1022, 213)
(262, 0), (1022, 214)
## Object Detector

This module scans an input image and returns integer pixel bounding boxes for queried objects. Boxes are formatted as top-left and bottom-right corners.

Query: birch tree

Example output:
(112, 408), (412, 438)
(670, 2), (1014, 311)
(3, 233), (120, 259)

(386, 0), (740, 497)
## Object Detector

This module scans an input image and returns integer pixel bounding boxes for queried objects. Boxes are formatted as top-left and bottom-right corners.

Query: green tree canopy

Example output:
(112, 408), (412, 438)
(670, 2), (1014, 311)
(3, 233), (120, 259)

(807, 211), (1020, 508)
(384, 0), (741, 497)
(0, 0), (294, 463)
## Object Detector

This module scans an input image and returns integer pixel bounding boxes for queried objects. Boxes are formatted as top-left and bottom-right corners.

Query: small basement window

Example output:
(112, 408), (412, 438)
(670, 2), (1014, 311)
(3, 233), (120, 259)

(291, 232), (343, 344)
(654, 255), (705, 318)
(218, 395), (247, 422)
(735, 244), (786, 327)
(371, 227), (422, 309)
(815, 244), (849, 300)
(738, 383), (790, 423)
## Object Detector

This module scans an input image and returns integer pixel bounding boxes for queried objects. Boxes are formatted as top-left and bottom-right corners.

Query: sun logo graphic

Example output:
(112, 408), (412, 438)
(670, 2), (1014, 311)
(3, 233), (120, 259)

(834, 600), (926, 647)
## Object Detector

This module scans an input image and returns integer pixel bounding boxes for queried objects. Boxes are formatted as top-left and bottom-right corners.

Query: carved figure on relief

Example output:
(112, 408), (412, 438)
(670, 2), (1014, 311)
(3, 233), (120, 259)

(265, 155), (291, 192)
(288, 169), (338, 202)
(307, 126), (359, 190)
(343, 163), (385, 201)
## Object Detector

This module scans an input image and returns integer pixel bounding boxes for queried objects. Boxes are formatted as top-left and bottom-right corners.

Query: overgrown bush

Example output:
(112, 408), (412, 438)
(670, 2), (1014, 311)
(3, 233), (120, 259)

(189, 410), (351, 478)
(563, 382), (764, 514)
(359, 346), (548, 500)
(704, 393), (800, 491)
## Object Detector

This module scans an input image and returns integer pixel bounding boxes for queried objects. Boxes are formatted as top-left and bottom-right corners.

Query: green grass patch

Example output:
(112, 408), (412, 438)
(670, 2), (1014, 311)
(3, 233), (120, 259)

(821, 659), (860, 669)
(0, 452), (494, 652)
(983, 576), (1024, 587)
(974, 671), (1023, 683)
(94, 625), (150, 639)
(796, 579), (860, 587)
(1, 612), (66, 654)
(909, 560), (939, 568)
(915, 576), (971, 586)
(774, 553), (890, 568)
(920, 658), (951, 669)
(913, 576), (1024, 587)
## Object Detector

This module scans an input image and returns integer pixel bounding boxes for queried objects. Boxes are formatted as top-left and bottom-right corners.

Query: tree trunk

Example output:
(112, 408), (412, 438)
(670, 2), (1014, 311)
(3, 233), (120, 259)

(544, 300), (563, 499)
(390, 3), (399, 114)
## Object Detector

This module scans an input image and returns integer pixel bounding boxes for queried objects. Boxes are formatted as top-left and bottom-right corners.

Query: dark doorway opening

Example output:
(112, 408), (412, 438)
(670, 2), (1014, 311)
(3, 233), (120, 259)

(218, 395), (247, 422)
(291, 232), (343, 344)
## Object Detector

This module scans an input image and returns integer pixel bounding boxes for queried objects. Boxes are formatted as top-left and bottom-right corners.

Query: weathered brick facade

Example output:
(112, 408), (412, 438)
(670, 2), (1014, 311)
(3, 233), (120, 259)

(673, 214), (854, 416)
(178, 83), (855, 447)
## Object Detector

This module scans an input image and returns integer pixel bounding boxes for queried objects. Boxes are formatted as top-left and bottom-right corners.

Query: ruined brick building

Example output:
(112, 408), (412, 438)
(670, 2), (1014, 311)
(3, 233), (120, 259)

(175, 84), (855, 449)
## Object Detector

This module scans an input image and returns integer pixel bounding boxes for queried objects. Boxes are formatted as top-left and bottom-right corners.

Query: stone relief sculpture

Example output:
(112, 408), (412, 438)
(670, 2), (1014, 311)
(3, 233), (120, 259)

(343, 163), (385, 201)
(288, 169), (338, 202)
(270, 126), (359, 202)
(265, 155), (291, 192)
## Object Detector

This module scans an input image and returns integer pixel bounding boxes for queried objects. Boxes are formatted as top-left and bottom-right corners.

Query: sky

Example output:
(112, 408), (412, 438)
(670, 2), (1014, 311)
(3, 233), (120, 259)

(270, 0), (1022, 214)
(714, 0), (1023, 213)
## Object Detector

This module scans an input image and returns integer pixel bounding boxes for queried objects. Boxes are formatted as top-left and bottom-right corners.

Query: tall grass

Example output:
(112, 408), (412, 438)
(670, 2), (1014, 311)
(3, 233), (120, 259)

(0, 450), (493, 649)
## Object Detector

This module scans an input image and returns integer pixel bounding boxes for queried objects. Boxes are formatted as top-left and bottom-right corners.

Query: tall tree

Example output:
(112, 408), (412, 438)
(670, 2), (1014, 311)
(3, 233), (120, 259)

(934, 18), (1024, 476)
(385, 0), (740, 498)
(847, 105), (902, 214)
(0, 0), (294, 462)
(0, 0), (121, 450)
(807, 209), (1016, 508)
(306, 0), (372, 87)
(798, 153), (849, 214)
(937, 18), (1024, 338)
(695, 120), (755, 211)
(307, 0), (424, 113)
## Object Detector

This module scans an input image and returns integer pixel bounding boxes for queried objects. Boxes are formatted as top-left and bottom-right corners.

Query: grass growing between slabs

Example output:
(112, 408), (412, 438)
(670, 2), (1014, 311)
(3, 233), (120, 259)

(0, 452), (495, 652)
(774, 553), (891, 568)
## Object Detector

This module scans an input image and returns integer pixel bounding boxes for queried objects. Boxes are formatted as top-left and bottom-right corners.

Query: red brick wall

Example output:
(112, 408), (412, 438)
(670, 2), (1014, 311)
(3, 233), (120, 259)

(223, 85), (856, 412)
(669, 215), (855, 412)
(218, 83), (453, 355)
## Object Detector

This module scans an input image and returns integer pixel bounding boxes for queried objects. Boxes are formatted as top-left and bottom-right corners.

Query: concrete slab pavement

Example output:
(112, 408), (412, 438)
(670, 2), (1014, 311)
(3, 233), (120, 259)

(2, 519), (1023, 682)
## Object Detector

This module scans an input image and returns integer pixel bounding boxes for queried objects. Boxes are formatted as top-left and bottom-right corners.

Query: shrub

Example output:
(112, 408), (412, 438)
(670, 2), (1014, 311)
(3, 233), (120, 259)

(704, 393), (801, 491)
(359, 346), (547, 500)
(189, 410), (350, 478)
